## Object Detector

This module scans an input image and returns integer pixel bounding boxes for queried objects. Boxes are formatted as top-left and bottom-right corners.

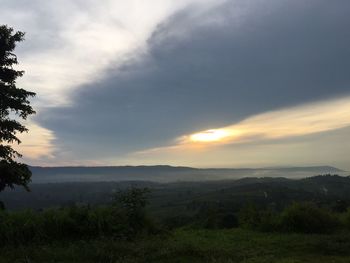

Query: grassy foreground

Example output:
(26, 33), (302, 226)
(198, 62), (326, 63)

(1, 228), (350, 263)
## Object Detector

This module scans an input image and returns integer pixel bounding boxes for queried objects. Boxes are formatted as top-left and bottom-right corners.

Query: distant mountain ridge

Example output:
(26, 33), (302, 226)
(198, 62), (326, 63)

(28, 165), (346, 184)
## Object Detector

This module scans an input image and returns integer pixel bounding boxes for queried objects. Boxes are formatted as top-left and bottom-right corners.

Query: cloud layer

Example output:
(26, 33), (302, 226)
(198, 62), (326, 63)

(4, 0), (350, 168)
(1, 0), (219, 105)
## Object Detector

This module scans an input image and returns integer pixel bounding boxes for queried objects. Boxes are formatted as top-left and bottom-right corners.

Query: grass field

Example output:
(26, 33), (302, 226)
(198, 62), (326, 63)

(1, 228), (350, 263)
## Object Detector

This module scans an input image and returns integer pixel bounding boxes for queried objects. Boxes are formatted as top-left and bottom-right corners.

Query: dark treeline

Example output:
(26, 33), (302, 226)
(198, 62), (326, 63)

(1, 183), (350, 247)
(2, 174), (350, 212)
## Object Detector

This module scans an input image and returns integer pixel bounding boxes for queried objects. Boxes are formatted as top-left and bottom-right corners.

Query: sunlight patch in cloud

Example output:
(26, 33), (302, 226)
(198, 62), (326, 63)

(185, 96), (350, 146)
(128, 96), (350, 169)
(190, 129), (232, 142)
(141, 96), (350, 154)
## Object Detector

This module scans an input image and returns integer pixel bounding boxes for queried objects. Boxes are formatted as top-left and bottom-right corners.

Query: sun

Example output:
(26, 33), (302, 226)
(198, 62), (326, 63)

(190, 129), (229, 142)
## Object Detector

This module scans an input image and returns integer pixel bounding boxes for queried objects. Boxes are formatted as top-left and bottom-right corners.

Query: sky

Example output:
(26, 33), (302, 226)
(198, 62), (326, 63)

(1, 0), (350, 169)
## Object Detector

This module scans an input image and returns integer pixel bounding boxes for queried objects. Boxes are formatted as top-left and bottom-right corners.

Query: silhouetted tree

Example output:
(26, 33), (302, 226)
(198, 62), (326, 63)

(0, 25), (35, 192)
(113, 187), (152, 236)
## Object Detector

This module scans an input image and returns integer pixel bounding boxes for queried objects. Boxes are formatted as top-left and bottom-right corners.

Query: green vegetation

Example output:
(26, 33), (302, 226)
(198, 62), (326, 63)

(1, 185), (350, 262)
(0, 187), (156, 246)
(1, 228), (350, 262)
(279, 203), (340, 233)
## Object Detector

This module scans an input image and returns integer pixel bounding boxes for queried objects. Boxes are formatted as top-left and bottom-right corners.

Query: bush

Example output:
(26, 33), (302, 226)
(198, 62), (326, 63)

(238, 204), (278, 231)
(0, 205), (129, 246)
(344, 208), (350, 230)
(279, 202), (340, 234)
(163, 215), (195, 229)
(238, 204), (261, 230)
(194, 206), (239, 229)
(220, 213), (239, 229)
(0, 188), (157, 246)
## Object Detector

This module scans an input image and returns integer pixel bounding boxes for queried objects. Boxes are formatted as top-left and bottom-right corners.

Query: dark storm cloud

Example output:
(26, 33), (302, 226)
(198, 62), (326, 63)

(37, 0), (350, 159)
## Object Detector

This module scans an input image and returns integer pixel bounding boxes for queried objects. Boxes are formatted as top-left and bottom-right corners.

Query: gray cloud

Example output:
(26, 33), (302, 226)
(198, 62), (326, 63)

(37, 0), (350, 161)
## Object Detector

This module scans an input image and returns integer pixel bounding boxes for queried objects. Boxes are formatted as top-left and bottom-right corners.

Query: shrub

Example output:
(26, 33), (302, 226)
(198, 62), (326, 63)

(0, 205), (130, 246)
(238, 204), (278, 231)
(279, 202), (340, 234)
(344, 208), (350, 230)
(238, 204), (261, 230)
(0, 188), (156, 246)
(194, 206), (239, 229)
(258, 209), (279, 232)
(163, 215), (195, 229)
(220, 213), (239, 229)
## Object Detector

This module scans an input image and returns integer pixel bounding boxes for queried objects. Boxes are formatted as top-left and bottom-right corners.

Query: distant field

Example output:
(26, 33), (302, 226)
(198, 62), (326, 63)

(1, 229), (350, 263)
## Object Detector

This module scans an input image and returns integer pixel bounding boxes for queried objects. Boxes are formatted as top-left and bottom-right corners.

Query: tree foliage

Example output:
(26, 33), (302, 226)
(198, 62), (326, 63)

(113, 187), (153, 236)
(0, 25), (36, 191)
